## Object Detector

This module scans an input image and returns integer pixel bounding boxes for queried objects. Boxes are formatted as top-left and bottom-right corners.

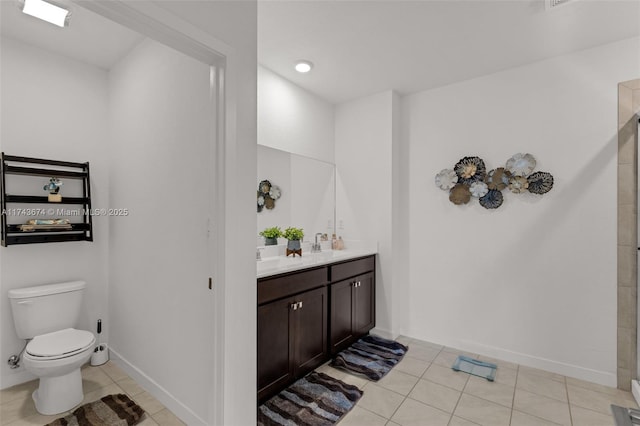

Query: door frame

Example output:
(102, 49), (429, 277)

(617, 79), (640, 394)
(73, 2), (234, 424)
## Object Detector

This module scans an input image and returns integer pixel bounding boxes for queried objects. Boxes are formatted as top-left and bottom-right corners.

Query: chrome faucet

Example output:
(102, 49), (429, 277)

(312, 233), (323, 253)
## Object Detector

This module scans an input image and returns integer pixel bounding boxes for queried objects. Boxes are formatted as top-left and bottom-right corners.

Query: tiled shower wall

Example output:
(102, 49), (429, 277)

(618, 79), (640, 390)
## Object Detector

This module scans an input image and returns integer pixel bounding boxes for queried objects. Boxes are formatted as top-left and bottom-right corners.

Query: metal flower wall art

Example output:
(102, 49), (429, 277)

(257, 179), (282, 212)
(435, 153), (553, 209)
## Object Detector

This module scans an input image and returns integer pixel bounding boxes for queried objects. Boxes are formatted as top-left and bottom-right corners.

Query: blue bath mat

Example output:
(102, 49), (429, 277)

(330, 334), (408, 381)
(452, 355), (497, 381)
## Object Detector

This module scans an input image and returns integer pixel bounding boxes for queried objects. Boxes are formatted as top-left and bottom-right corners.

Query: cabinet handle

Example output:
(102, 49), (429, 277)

(297, 301), (303, 309)
(351, 281), (357, 287)
(291, 302), (298, 310)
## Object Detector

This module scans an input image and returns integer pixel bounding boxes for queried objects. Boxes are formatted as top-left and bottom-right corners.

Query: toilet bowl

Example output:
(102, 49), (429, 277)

(22, 328), (95, 414)
(8, 281), (96, 415)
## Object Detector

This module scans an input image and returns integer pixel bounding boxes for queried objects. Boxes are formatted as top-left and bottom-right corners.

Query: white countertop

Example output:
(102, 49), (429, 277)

(256, 240), (377, 279)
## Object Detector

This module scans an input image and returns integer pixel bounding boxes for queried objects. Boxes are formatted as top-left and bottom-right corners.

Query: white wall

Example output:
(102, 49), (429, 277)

(108, 38), (214, 423)
(0, 4), (259, 425)
(258, 66), (334, 163)
(335, 90), (397, 335)
(0, 37), (110, 388)
(152, 2), (258, 424)
(401, 37), (640, 386)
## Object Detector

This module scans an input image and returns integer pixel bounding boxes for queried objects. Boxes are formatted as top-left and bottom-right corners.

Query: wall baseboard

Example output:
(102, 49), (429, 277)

(370, 327), (398, 340)
(409, 334), (617, 388)
(108, 347), (207, 426)
(0, 369), (35, 390)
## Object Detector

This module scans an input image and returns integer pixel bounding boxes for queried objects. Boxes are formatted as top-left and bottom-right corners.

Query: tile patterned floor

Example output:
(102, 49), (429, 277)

(2, 337), (638, 425)
(0, 362), (182, 426)
(319, 336), (640, 426)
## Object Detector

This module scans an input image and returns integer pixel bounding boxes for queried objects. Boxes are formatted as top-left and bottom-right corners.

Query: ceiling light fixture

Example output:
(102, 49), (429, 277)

(294, 60), (313, 73)
(22, 0), (70, 28)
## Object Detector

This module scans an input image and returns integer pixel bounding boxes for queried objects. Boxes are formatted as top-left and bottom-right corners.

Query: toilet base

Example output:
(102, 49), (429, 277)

(32, 368), (84, 415)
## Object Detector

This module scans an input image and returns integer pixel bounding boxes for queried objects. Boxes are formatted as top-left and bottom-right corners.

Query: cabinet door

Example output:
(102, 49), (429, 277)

(330, 278), (354, 354)
(353, 272), (375, 336)
(293, 286), (328, 377)
(257, 297), (295, 402)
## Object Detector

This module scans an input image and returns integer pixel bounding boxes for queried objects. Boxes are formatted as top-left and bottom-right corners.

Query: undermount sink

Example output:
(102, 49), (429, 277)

(308, 250), (350, 262)
(256, 250), (352, 274)
(256, 257), (281, 272)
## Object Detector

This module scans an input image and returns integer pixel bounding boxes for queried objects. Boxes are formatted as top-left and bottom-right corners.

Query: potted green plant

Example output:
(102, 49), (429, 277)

(259, 226), (282, 246)
(283, 227), (304, 253)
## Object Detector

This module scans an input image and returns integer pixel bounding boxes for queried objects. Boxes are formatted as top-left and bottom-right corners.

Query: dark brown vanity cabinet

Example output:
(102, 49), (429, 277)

(257, 255), (376, 403)
(329, 256), (376, 355)
(257, 268), (328, 402)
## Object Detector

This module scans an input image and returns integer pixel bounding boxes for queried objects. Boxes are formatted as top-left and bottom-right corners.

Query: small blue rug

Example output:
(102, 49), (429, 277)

(331, 334), (408, 381)
(257, 372), (362, 426)
(452, 355), (497, 381)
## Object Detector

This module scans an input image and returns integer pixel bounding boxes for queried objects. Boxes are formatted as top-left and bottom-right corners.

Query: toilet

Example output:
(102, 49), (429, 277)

(8, 281), (96, 415)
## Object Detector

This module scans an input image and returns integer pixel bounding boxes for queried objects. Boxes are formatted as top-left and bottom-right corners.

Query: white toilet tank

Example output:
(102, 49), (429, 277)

(8, 281), (86, 339)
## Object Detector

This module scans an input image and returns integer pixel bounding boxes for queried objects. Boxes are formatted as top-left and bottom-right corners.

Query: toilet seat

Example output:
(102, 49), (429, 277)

(26, 328), (95, 361)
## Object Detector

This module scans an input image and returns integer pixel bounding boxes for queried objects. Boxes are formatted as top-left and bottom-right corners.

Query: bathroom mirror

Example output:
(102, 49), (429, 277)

(257, 145), (335, 244)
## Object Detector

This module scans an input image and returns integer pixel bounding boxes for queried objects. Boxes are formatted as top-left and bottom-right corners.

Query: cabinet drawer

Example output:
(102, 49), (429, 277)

(330, 256), (375, 283)
(258, 267), (328, 305)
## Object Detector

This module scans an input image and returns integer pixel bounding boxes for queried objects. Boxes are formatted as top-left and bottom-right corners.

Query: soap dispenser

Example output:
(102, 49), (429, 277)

(331, 234), (337, 250)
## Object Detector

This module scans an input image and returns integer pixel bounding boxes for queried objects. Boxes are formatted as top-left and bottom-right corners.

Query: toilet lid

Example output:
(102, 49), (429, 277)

(27, 328), (95, 358)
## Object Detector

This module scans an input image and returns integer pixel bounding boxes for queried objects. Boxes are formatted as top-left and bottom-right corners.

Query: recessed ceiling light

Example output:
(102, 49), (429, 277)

(295, 61), (313, 73)
(22, 0), (70, 28)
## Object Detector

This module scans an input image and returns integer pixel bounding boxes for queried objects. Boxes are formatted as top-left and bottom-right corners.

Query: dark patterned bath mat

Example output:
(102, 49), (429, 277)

(330, 334), (408, 381)
(45, 393), (145, 426)
(257, 372), (363, 425)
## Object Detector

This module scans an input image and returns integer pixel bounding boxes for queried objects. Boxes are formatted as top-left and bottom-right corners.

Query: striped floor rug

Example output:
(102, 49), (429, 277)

(331, 334), (408, 381)
(46, 394), (145, 426)
(258, 372), (363, 425)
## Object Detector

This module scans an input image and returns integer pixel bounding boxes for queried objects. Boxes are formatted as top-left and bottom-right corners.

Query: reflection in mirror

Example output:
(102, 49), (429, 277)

(257, 145), (335, 244)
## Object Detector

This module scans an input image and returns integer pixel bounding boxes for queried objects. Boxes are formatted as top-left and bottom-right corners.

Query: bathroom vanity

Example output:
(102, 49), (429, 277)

(257, 253), (376, 402)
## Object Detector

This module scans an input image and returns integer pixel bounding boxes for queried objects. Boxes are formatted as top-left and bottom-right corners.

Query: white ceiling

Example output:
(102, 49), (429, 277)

(258, 0), (640, 104)
(0, 0), (143, 70)
(1, 1), (637, 101)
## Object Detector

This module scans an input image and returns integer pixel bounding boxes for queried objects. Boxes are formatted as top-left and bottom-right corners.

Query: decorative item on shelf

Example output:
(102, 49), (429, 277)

(44, 177), (63, 202)
(259, 226), (282, 246)
(257, 179), (282, 213)
(435, 153), (553, 209)
(19, 219), (71, 232)
(283, 227), (304, 257)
